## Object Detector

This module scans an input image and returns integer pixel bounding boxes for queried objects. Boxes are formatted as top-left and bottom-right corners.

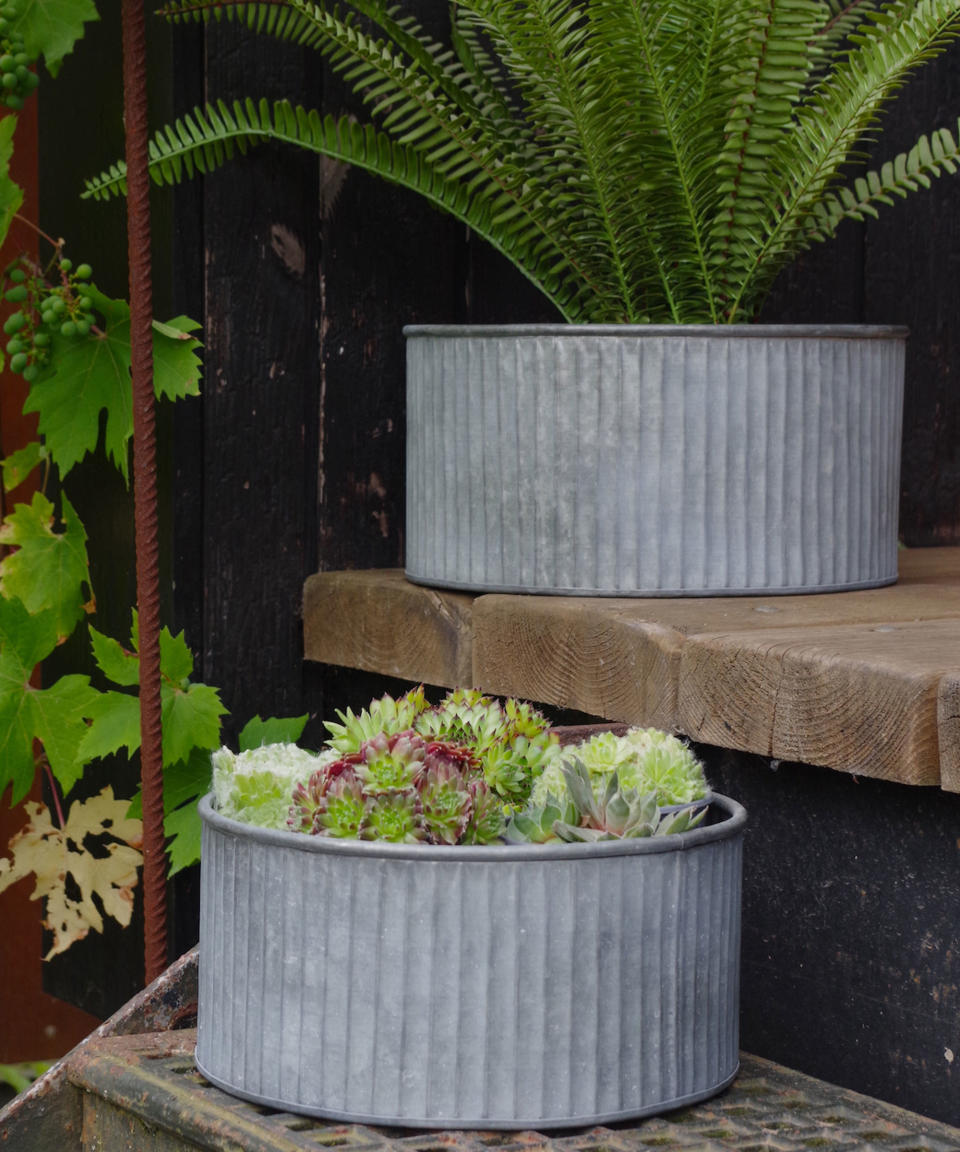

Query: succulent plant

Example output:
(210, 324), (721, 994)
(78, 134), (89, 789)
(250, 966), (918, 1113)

(212, 742), (329, 830)
(292, 728), (503, 844)
(550, 762), (706, 843)
(412, 689), (559, 806)
(460, 779), (506, 846)
(504, 794), (578, 845)
(290, 762), (369, 837)
(531, 727), (708, 809)
(323, 685), (429, 753)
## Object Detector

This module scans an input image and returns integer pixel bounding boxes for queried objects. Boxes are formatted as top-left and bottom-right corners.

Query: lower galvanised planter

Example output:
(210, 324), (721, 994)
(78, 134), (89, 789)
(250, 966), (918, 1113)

(404, 324), (907, 596)
(196, 793), (746, 1129)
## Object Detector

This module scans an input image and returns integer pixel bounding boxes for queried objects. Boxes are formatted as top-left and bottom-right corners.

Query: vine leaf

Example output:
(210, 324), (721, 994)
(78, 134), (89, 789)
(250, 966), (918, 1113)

(0, 787), (142, 959)
(0, 597), (97, 803)
(0, 491), (92, 640)
(239, 713), (309, 750)
(13, 0), (99, 77)
(77, 620), (226, 869)
(1, 441), (48, 493)
(23, 289), (202, 481)
(89, 623), (139, 686)
(0, 114), (23, 253)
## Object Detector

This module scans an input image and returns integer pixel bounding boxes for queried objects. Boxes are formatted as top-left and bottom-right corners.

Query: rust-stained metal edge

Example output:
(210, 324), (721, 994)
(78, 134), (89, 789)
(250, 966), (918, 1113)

(0, 946), (197, 1147)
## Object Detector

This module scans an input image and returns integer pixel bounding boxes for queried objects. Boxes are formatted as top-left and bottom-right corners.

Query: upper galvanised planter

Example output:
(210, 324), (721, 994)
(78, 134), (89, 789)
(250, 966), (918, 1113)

(196, 792), (745, 1130)
(404, 325), (907, 596)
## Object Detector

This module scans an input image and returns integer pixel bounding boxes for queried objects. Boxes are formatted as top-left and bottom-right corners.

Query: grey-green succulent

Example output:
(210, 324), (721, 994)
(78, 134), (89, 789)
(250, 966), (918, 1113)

(550, 761), (706, 843)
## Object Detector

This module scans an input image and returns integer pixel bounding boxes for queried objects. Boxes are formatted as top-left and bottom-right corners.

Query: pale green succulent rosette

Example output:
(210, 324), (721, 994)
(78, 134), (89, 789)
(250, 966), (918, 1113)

(212, 742), (334, 829)
(531, 727), (708, 809)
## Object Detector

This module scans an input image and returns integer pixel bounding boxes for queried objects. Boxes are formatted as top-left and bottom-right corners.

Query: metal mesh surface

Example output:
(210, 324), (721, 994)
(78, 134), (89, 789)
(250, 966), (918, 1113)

(89, 1036), (960, 1152)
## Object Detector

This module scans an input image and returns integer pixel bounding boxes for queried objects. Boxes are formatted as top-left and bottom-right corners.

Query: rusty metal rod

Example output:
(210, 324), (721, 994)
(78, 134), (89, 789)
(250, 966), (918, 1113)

(121, 0), (168, 984)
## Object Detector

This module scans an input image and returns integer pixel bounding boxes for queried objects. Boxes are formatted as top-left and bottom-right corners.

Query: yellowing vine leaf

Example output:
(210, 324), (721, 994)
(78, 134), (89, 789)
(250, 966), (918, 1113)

(0, 788), (142, 958)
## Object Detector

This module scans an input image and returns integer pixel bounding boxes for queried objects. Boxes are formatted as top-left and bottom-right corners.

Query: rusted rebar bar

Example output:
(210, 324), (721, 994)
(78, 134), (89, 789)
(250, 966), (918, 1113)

(121, 0), (167, 984)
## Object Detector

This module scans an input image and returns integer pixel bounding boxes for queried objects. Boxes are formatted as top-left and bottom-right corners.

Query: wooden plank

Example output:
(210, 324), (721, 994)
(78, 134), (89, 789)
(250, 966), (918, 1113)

(677, 619), (960, 785)
(472, 596), (683, 730)
(301, 551), (960, 787)
(937, 675), (960, 793)
(303, 570), (474, 687)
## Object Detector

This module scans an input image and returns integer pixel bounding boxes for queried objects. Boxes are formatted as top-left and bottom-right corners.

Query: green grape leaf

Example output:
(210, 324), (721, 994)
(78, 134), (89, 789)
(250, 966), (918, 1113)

(164, 799), (201, 876)
(23, 288), (203, 481)
(2, 441), (47, 492)
(239, 713), (310, 751)
(152, 316), (203, 403)
(76, 689), (141, 765)
(13, 0), (99, 77)
(161, 681), (225, 766)
(161, 747), (212, 815)
(89, 624), (139, 687)
(0, 491), (90, 640)
(0, 113), (23, 252)
(159, 627), (194, 685)
(0, 597), (96, 803)
(30, 673), (99, 795)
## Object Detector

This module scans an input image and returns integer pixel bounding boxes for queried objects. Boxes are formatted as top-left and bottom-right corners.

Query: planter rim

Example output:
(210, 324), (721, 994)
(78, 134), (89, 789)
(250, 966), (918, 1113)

(403, 322), (909, 340)
(198, 791), (745, 862)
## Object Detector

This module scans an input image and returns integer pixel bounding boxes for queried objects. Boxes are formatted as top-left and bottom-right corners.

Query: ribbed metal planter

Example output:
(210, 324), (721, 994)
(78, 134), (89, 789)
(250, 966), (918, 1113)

(404, 324), (906, 596)
(196, 793), (746, 1130)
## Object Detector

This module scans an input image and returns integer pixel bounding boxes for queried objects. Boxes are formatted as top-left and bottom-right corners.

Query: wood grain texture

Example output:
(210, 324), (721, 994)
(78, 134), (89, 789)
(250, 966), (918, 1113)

(303, 570), (474, 687)
(302, 550), (960, 787)
(472, 596), (683, 729)
(678, 619), (960, 785)
(937, 675), (960, 793)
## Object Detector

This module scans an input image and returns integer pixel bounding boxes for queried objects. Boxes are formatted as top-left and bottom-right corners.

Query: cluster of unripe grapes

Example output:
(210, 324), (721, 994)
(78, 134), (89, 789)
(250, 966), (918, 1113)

(3, 257), (96, 382)
(0, 8), (38, 111)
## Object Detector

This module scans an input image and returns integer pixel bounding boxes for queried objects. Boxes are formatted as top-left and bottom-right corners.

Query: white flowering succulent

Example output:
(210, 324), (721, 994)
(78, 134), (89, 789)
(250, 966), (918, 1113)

(531, 727), (708, 809)
(212, 742), (336, 830)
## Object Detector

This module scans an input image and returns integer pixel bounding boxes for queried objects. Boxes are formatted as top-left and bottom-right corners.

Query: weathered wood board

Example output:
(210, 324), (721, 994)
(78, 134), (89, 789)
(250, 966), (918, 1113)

(302, 550), (960, 790)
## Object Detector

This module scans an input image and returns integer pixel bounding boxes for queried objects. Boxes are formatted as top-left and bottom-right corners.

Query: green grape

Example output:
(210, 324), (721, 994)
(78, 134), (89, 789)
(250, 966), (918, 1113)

(60, 320), (77, 337)
(75, 263), (92, 280)
(32, 331), (49, 347)
(0, 54), (13, 71)
(40, 309), (55, 325)
(9, 350), (28, 372)
(7, 267), (25, 283)
(4, 94), (22, 109)
(78, 295), (92, 310)
(3, 310), (25, 334)
(4, 283), (27, 302)
(21, 363), (37, 382)
(59, 258), (72, 273)
(2, 73), (18, 91)
(51, 297), (66, 315)
(75, 320), (91, 336)
(5, 337), (23, 353)
(13, 52), (27, 66)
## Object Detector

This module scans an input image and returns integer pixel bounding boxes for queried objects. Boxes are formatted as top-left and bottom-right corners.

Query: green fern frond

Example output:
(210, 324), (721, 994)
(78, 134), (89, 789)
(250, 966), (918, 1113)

(158, 0), (319, 39)
(88, 0), (960, 324)
(722, 0), (960, 319)
(808, 121), (960, 237)
(83, 98), (609, 321)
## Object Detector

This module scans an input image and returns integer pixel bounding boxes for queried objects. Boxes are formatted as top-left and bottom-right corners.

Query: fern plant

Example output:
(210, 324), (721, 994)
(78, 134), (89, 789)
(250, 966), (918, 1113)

(85, 0), (960, 323)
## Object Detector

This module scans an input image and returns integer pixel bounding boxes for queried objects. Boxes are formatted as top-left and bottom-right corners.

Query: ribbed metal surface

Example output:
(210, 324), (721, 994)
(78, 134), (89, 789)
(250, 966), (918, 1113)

(196, 795), (745, 1129)
(404, 325), (906, 596)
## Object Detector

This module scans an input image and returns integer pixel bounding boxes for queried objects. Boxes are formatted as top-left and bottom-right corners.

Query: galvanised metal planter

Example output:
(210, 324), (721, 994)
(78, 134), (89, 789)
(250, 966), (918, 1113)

(196, 793), (746, 1130)
(404, 324), (907, 596)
